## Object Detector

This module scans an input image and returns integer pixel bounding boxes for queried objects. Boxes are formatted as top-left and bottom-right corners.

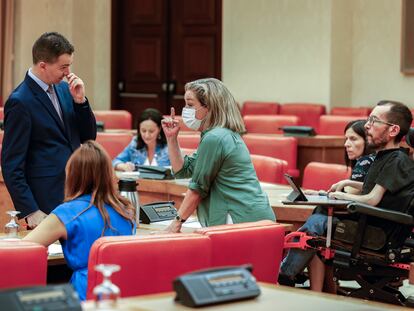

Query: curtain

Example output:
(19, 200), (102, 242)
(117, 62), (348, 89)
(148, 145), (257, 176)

(0, 0), (14, 106)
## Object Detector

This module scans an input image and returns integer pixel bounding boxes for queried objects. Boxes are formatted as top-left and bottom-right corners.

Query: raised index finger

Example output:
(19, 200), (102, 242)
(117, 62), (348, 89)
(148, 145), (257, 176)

(170, 107), (175, 120)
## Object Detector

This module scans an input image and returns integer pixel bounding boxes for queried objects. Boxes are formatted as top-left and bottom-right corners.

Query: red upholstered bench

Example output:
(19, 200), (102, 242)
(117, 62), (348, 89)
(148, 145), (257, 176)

(250, 154), (287, 184)
(302, 162), (351, 191)
(243, 134), (299, 178)
(0, 241), (47, 289)
(86, 222), (285, 299)
(330, 107), (371, 117)
(94, 110), (132, 130)
(241, 101), (280, 116)
(280, 103), (326, 133)
(86, 234), (212, 299)
(96, 132), (133, 159)
(318, 115), (359, 136)
(243, 115), (299, 134)
(195, 221), (285, 283)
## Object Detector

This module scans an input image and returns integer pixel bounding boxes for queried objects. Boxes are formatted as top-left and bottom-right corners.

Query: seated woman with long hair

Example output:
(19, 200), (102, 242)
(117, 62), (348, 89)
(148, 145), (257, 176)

(24, 141), (136, 300)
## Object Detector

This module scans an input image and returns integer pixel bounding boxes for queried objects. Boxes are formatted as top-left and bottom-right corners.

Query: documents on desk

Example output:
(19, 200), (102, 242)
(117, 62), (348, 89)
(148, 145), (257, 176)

(154, 216), (202, 229)
(48, 243), (63, 256)
(115, 171), (140, 180)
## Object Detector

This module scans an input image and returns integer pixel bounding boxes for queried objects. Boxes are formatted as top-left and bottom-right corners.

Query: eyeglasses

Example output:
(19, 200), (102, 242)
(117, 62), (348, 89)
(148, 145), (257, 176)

(366, 116), (395, 127)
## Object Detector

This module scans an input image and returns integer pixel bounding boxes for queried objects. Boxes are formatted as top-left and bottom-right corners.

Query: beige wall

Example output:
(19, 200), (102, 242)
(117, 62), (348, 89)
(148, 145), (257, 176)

(13, 0), (111, 110)
(223, 0), (332, 106)
(351, 0), (414, 107)
(11, 0), (414, 110)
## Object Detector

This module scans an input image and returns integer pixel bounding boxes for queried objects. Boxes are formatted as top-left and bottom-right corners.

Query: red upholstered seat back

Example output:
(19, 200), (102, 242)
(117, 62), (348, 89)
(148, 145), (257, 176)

(243, 134), (298, 178)
(0, 241), (47, 289)
(330, 107), (371, 117)
(177, 133), (200, 149)
(86, 234), (212, 299)
(280, 103), (326, 133)
(195, 221), (285, 283)
(244, 115), (299, 134)
(0, 107), (3, 120)
(318, 115), (359, 136)
(302, 162), (351, 191)
(250, 154), (287, 184)
(96, 132), (133, 159)
(94, 110), (132, 130)
(241, 101), (280, 116)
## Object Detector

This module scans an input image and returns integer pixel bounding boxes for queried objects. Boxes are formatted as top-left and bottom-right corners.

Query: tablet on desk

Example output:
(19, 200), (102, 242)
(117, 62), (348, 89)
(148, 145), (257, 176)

(282, 174), (351, 206)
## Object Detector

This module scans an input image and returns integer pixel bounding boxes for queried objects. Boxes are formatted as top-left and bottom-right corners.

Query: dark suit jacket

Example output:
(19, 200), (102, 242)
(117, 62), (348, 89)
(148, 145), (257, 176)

(1, 73), (97, 218)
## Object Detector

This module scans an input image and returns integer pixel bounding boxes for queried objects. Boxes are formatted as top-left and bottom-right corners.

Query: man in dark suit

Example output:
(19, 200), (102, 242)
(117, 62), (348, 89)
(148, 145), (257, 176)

(1, 32), (96, 228)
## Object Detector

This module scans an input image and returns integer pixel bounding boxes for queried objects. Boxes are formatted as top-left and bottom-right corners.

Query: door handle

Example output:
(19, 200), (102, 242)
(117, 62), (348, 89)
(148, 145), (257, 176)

(168, 81), (176, 93)
(118, 81), (124, 92)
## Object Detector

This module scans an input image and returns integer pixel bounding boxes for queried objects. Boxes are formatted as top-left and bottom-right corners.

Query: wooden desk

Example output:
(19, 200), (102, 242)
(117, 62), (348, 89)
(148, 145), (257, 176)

(82, 283), (404, 310)
(0, 169), (311, 232)
(138, 179), (314, 231)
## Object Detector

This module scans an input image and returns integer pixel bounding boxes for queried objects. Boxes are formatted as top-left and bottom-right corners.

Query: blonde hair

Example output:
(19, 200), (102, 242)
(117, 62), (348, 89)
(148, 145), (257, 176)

(184, 78), (246, 134)
(64, 140), (136, 235)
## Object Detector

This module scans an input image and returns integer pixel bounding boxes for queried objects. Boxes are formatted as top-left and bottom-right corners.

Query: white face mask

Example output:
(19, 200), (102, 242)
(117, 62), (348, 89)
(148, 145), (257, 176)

(182, 107), (204, 130)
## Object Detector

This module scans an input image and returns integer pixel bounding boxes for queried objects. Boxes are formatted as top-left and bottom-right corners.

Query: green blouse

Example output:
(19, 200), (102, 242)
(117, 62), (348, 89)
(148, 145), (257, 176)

(174, 127), (276, 227)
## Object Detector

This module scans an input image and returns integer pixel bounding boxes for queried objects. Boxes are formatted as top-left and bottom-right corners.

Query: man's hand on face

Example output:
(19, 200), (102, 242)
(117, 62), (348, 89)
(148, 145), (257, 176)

(67, 73), (86, 104)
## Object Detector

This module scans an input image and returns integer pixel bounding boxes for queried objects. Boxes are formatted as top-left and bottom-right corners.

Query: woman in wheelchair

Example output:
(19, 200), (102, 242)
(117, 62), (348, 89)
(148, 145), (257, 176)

(279, 120), (375, 291)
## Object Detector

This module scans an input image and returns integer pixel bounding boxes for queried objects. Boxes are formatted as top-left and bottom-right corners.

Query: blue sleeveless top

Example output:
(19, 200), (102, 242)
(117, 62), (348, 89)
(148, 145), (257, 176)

(52, 194), (135, 300)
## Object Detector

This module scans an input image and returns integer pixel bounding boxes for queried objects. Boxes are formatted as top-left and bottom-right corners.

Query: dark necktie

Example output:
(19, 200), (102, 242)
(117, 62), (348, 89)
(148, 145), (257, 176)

(47, 85), (63, 122)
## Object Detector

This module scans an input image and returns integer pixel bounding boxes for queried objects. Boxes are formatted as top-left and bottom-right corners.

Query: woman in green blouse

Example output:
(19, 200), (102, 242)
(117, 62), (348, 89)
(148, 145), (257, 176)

(161, 78), (276, 232)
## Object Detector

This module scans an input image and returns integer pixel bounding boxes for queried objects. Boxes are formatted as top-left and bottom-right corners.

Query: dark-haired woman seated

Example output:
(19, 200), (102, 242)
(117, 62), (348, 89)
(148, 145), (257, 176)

(113, 108), (170, 171)
(279, 120), (375, 291)
(24, 141), (136, 300)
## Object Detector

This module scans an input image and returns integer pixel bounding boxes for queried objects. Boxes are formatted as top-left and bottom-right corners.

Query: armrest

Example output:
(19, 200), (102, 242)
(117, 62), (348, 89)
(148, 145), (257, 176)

(347, 202), (414, 225)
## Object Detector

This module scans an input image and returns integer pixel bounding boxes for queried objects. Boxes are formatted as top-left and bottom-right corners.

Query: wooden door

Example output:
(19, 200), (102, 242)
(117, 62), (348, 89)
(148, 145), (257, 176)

(111, 0), (221, 124)
(112, 0), (168, 124)
(169, 0), (222, 114)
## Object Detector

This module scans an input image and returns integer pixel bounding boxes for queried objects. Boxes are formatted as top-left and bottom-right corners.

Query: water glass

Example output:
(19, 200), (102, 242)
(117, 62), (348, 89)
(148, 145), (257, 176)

(93, 264), (121, 310)
(4, 211), (20, 238)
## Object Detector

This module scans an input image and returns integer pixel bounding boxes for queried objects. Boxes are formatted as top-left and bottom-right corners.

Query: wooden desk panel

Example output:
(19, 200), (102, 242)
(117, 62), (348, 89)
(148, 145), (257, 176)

(82, 283), (404, 310)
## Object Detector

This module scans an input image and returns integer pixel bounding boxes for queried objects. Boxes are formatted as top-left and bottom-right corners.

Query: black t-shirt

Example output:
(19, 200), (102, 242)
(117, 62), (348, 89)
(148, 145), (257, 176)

(362, 148), (414, 245)
(362, 148), (414, 213)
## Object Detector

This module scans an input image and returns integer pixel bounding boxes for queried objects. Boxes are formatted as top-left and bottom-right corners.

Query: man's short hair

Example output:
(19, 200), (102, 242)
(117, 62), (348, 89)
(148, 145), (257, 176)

(32, 32), (74, 64)
(377, 100), (412, 143)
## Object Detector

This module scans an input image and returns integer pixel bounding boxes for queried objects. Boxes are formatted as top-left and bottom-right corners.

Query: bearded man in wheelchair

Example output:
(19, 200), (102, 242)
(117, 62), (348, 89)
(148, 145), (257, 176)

(279, 100), (414, 307)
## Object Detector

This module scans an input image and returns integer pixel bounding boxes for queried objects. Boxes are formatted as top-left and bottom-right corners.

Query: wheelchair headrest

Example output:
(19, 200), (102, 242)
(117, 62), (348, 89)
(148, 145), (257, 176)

(406, 127), (414, 148)
(347, 202), (414, 225)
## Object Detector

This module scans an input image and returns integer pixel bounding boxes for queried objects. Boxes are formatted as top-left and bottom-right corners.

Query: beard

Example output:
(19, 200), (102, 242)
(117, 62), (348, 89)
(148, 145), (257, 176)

(366, 129), (389, 150)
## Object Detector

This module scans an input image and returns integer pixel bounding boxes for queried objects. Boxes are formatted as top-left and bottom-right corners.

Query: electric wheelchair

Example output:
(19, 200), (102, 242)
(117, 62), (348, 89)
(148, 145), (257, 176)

(284, 200), (414, 307)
